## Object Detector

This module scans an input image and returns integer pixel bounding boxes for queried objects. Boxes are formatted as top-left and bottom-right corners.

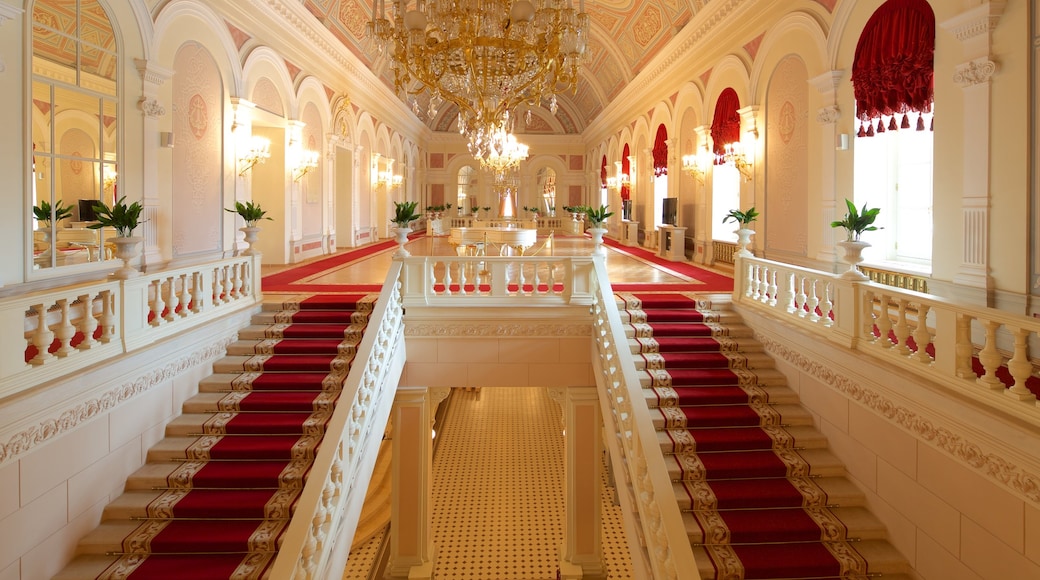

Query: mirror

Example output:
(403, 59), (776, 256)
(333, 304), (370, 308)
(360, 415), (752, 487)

(30, 0), (118, 271)
(537, 167), (556, 216)
(457, 165), (477, 215)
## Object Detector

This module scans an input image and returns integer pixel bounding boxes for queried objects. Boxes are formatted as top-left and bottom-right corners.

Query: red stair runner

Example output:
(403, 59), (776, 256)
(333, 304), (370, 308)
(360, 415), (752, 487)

(91, 294), (377, 580)
(619, 292), (870, 580)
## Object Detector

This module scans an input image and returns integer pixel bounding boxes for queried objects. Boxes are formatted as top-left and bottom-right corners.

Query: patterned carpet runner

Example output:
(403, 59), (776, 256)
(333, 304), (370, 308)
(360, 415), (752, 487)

(618, 292), (874, 580)
(80, 294), (377, 580)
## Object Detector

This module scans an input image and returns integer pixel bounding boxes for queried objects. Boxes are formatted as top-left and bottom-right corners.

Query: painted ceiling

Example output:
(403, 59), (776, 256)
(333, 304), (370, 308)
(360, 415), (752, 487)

(302, 0), (707, 134)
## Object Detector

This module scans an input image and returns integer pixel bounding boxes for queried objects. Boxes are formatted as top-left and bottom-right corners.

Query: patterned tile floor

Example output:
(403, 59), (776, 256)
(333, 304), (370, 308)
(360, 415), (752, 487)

(342, 387), (633, 579)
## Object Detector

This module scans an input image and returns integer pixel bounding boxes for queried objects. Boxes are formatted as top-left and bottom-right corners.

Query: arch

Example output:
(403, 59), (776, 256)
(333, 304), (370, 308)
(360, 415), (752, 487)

(242, 46), (296, 118)
(153, 0), (242, 94)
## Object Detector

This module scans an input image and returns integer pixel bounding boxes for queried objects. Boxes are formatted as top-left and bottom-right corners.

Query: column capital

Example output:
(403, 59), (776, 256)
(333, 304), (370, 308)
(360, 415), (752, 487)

(953, 58), (999, 88)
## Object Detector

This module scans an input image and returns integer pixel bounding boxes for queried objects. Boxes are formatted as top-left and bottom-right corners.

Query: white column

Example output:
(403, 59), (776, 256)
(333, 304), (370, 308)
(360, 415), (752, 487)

(387, 386), (449, 579)
(693, 125), (712, 264)
(134, 58), (174, 270)
(940, 2), (1006, 298)
(557, 387), (605, 579)
(809, 70), (844, 266)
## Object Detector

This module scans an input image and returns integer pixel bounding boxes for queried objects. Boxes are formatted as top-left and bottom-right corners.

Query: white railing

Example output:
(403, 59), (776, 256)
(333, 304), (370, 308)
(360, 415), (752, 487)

(589, 258), (700, 579)
(271, 261), (406, 579)
(0, 254), (261, 399)
(399, 255), (595, 307)
(735, 256), (1040, 422)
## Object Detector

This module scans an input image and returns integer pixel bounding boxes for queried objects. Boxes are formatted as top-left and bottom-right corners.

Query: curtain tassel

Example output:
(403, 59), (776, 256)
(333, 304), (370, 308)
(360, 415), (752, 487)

(865, 123), (875, 137)
(900, 114), (911, 129)
(916, 114), (925, 131)
(857, 123), (866, 138)
(876, 119), (885, 133)
(888, 117), (899, 131)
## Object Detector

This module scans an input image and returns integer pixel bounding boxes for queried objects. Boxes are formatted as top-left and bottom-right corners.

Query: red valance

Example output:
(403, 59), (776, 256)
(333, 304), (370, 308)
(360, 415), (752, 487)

(710, 88), (741, 158)
(600, 155), (607, 187)
(621, 143), (631, 201)
(652, 124), (668, 177)
(851, 0), (934, 123)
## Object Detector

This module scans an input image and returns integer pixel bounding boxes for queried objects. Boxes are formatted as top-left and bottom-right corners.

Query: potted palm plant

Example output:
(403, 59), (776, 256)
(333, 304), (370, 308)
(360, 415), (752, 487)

(88, 196), (146, 278)
(226, 200), (272, 256)
(830, 198), (881, 279)
(32, 199), (74, 248)
(723, 206), (759, 257)
(583, 204), (614, 256)
(391, 200), (420, 257)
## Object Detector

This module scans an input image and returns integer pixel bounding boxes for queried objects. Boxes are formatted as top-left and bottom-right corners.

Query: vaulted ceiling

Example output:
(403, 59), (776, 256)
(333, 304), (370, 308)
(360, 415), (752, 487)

(301, 0), (709, 134)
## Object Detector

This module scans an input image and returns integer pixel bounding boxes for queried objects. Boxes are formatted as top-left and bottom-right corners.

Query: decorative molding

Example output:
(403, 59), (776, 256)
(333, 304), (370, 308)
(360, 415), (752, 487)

(940, 1), (1006, 43)
(954, 59), (998, 88)
(404, 322), (592, 337)
(134, 58), (175, 87)
(138, 97), (167, 118)
(0, 3), (22, 24)
(758, 335), (1040, 506)
(0, 338), (233, 465)
(816, 105), (840, 124)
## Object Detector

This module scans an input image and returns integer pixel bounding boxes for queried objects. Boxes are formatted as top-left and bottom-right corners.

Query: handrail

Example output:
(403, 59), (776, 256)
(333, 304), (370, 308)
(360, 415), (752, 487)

(0, 254), (261, 401)
(734, 256), (1040, 422)
(589, 258), (701, 579)
(270, 260), (406, 579)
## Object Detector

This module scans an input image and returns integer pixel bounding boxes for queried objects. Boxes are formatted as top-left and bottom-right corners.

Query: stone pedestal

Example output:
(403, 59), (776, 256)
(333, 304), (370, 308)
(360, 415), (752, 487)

(658, 226), (687, 262)
(620, 220), (639, 247)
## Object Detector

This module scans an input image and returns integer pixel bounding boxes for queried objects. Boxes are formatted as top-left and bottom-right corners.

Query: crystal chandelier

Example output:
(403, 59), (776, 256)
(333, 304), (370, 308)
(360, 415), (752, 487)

(479, 126), (530, 174)
(368, 0), (589, 157)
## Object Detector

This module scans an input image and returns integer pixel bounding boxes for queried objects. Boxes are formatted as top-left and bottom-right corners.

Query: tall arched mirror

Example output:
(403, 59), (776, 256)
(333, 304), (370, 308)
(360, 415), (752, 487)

(457, 164), (477, 215)
(536, 166), (556, 215)
(30, 0), (119, 271)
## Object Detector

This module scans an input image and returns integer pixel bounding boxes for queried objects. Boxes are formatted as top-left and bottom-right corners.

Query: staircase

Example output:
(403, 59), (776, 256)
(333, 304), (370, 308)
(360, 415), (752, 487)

(54, 294), (378, 580)
(617, 292), (912, 580)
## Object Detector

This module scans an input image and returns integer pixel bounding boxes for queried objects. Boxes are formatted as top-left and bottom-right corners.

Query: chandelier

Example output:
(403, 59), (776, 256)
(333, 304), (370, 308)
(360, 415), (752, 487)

(478, 126), (530, 174)
(368, 0), (589, 157)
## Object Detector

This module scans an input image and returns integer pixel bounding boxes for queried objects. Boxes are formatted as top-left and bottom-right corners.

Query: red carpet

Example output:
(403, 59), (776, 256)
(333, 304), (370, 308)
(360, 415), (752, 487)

(94, 294), (377, 579)
(602, 237), (734, 292)
(618, 292), (870, 579)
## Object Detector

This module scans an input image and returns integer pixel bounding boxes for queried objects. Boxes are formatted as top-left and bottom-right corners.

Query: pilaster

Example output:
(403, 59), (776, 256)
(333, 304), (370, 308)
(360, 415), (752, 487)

(940, 1), (1006, 297)
(692, 125), (712, 265)
(556, 387), (606, 579)
(809, 70), (844, 266)
(134, 58), (174, 271)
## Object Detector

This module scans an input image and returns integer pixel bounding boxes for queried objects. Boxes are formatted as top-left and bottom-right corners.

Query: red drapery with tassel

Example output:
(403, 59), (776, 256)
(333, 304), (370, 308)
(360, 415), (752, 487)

(851, 0), (934, 133)
(710, 88), (741, 158)
(621, 143), (631, 200)
(652, 124), (668, 177)
(600, 155), (607, 188)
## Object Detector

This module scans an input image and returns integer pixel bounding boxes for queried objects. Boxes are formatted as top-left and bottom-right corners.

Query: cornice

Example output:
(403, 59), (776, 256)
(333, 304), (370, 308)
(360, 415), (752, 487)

(939, 1), (1006, 43)
(758, 334), (1040, 506)
(0, 338), (233, 466)
(0, 3), (22, 25)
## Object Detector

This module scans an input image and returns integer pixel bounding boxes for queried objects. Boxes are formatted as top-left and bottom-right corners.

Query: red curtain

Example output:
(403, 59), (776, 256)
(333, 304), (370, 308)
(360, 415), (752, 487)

(600, 155), (607, 188)
(710, 88), (741, 158)
(851, 0), (934, 124)
(621, 143), (631, 201)
(652, 124), (668, 177)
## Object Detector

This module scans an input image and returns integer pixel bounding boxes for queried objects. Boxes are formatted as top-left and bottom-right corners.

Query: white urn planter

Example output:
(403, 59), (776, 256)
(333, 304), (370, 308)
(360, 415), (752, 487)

(735, 228), (755, 257)
(837, 240), (871, 280)
(110, 236), (143, 279)
(240, 226), (262, 256)
(393, 225), (412, 257)
(588, 226), (607, 256)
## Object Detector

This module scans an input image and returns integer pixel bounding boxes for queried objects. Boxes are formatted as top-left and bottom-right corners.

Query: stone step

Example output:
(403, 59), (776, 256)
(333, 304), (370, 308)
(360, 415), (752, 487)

(627, 337), (765, 355)
(650, 402), (814, 431)
(672, 475), (866, 511)
(643, 383), (799, 409)
(657, 424), (828, 454)
(72, 520), (284, 556)
(639, 367), (790, 390)
(623, 322), (757, 340)
(665, 447), (848, 482)
(690, 540), (912, 580)
(631, 351), (776, 371)
(682, 505), (889, 545)
(212, 354), (352, 375)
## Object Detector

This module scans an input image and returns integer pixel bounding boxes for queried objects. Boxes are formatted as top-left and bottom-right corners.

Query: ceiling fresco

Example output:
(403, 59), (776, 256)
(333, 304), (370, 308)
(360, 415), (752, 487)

(302, 0), (706, 134)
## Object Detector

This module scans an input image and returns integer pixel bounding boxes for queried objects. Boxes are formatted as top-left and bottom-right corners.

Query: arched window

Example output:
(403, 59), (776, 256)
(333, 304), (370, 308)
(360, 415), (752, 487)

(711, 88), (741, 242)
(600, 155), (608, 209)
(851, 0), (935, 268)
(30, 0), (119, 271)
(652, 124), (669, 228)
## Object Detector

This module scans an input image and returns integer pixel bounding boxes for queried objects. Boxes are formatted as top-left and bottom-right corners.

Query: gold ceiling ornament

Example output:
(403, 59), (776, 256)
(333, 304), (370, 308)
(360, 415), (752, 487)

(368, 0), (589, 158)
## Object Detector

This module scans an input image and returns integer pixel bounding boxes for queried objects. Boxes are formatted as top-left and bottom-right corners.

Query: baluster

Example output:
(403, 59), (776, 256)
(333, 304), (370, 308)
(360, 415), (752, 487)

(747, 264), (759, 301)
(913, 304), (933, 363)
(766, 269), (778, 306)
(807, 280), (820, 323)
(211, 267), (221, 306)
(955, 314), (974, 378)
(442, 260), (454, 295)
(239, 262), (251, 297)
(52, 299), (76, 357)
(821, 282), (834, 326)
(222, 265), (233, 303)
(976, 320), (1004, 390)
(77, 293), (98, 350)
(875, 294), (893, 348)
(550, 262), (559, 295)
(893, 299), (911, 355)
(794, 275), (807, 317)
(1005, 327), (1036, 400)
(778, 272), (794, 314)
(164, 276), (179, 322)
(192, 271), (205, 313)
(471, 259), (483, 294)
(179, 273), (192, 316)
(456, 260), (468, 295)
(150, 279), (165, 326)
(98, 290), (116, 343)
(532, 261), (543, 295)
(29, 304), (54, 365)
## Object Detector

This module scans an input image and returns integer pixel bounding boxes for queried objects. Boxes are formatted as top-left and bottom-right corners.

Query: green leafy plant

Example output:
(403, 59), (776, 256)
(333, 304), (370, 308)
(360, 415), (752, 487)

(225, 200), (272, 227)
(830, 199), (882, 241)
(87, 196), (146, 237)
(722, 206), (759, 227)
(482, 206), (490, 212)
(583, 204), (614, 227)
(392, 200), (421, 226)
(32, 199), (73, 226)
